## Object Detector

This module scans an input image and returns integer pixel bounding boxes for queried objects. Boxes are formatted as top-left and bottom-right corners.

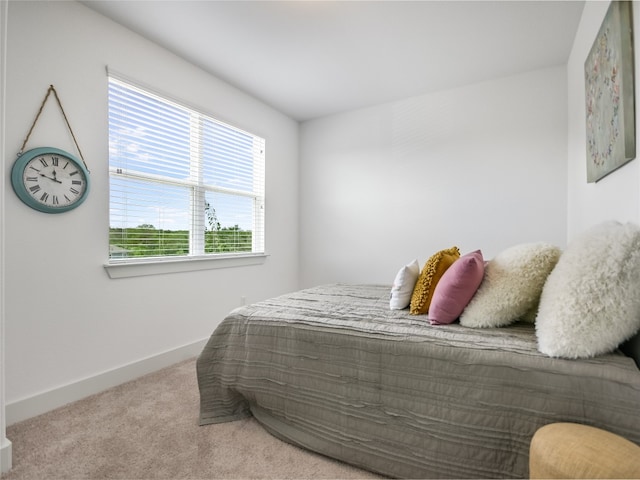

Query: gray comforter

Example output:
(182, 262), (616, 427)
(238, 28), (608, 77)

(197, 284), (640, 479)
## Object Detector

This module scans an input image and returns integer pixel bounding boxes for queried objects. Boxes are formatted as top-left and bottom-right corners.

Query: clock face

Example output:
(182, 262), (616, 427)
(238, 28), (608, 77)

(11, 147), (90, 213)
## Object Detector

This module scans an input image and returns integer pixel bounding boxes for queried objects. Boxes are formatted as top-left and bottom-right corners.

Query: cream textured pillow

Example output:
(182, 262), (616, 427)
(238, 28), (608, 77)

(536, 221), (640, 359)
(389, 259), (420, 310)
(519, 302), (539, 324)
(410, 247), (460, 315)
(460, 242), (561, 328)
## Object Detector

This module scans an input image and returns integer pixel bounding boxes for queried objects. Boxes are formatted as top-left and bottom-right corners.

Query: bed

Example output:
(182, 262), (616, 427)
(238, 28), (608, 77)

(196, 283), (640, 479)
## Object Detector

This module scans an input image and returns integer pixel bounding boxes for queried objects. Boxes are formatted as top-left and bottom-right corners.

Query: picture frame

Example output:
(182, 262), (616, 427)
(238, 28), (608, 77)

(584, 0), (635, 183)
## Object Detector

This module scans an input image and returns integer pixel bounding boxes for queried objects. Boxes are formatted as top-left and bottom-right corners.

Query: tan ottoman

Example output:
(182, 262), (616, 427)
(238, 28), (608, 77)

(529, 423), (640, 479)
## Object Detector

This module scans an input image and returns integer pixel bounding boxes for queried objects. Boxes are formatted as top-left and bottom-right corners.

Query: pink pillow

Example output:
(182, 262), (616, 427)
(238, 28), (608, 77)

(428, 250), (484, 325)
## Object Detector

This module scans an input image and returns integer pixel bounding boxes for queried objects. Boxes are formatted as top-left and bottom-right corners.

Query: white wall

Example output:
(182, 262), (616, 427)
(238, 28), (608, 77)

(566, 1), (640, 239)
(3, 0), (299, 422)
(1, 0), (12, 472)
(299, 67), (569, 287)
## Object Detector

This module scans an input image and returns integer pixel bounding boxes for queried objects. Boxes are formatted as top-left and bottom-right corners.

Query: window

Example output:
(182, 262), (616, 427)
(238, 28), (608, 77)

(107, 76), (265, 263)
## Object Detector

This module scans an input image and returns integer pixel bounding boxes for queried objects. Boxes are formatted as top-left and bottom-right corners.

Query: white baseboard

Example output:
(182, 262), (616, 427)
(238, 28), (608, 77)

(6, 338), (208, 426)
(0, 438), (12, 474)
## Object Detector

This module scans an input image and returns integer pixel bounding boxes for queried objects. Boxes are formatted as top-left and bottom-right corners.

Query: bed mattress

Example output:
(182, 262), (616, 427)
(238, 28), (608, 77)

(197, 284), (640, 478)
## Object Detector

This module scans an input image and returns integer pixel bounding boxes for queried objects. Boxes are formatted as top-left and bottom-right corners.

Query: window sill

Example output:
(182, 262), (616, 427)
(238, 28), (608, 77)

(104, 253), (268, 279)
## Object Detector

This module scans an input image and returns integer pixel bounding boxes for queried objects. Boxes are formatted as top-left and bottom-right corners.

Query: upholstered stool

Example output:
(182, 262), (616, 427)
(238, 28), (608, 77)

(530, 423), (640, 479)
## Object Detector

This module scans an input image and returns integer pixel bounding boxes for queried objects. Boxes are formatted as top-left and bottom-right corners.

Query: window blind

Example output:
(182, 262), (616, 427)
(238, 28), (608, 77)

(108, 76), (265, 261)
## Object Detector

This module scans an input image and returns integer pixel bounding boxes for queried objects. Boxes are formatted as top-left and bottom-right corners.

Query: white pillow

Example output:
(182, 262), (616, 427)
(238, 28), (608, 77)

(460, 243), (561, 328)
(536, 221), (640, 359)
(389, 259), (420, 310)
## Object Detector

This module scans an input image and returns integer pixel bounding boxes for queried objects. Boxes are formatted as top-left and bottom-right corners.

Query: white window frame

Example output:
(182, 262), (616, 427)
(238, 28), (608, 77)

(104, 73), (267, 279)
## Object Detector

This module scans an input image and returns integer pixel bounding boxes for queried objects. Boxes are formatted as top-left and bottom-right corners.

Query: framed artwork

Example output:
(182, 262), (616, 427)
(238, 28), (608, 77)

(584, 0), (635, 183)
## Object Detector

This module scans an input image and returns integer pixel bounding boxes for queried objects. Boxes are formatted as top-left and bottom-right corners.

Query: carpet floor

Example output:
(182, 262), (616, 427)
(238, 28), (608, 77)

(2, 358), (383, 479)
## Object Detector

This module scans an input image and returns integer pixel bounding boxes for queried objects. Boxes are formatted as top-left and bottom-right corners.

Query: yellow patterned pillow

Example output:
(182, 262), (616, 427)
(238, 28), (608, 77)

(410, 246), (460, 315)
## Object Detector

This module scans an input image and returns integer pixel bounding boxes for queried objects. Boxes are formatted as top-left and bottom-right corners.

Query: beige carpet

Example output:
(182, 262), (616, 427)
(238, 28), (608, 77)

(2, 358), (383, 479)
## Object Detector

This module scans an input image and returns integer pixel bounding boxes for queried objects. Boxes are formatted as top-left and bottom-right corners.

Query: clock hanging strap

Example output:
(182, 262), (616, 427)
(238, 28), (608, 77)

(18, 85), (90, 173)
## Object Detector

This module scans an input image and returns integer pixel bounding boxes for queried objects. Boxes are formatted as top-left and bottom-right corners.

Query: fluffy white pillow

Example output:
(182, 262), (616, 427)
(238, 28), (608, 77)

(389, 259), (420, 310)
(460, 242), (561, 328)
(536, 221), (640, 359)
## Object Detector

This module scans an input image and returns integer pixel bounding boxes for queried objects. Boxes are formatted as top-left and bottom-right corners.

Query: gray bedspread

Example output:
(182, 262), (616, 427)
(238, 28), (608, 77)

(197, 284), (640, 479)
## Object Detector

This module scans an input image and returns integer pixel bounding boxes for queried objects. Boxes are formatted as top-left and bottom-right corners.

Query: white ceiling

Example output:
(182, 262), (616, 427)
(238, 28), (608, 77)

(83, 0), (585, 122)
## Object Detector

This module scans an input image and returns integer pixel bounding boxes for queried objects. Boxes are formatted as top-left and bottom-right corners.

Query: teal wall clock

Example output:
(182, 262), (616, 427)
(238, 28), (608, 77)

(11, 147), (90, 213)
